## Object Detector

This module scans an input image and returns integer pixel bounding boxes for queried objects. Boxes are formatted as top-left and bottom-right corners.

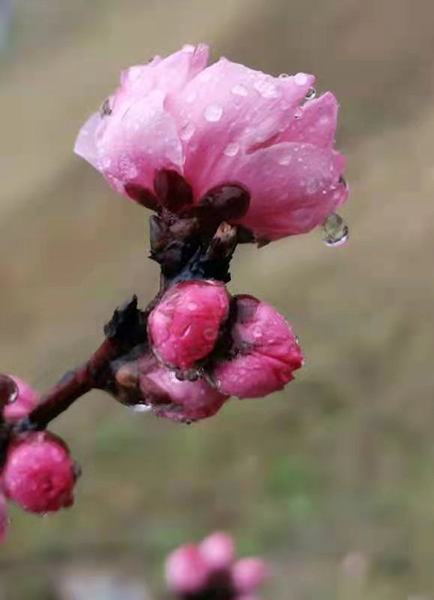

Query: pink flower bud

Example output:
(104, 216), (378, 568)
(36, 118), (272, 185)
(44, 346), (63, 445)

(140, 360), (228, 423)
(212, 295), (303, 399)
(165, 544), (210, 594)
(3, 432), (77, 514)
(232, 558), (268, 594)
(148, 281), (229, 370)
(200, 531), (235, 571)
(3, 376), (39, 422)
(0, 494), (8, 544)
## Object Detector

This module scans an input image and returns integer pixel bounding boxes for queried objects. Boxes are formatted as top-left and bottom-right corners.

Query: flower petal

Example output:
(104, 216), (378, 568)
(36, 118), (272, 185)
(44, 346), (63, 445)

(74, 112), (102, 169)
(167, 58), (315, 198)
(280, 91), (339, 148)
(230, 143), (347, 239)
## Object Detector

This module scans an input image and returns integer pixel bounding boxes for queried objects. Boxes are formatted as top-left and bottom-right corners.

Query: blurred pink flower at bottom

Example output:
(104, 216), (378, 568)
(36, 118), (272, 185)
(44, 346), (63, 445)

(165, 532), (268, 599)
(165, 544), (210, 594)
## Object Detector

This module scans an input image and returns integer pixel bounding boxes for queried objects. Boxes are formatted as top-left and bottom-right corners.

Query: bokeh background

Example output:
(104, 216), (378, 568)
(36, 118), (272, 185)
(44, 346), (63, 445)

(1, 0), (434, 598)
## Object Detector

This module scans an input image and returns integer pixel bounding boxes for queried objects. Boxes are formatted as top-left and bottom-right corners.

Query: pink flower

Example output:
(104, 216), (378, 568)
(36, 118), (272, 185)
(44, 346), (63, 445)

(3, 376), (39, 421)
(232, 558), (268, 594)
(75, 44), (348, 241)
(165, 532), (268, 599)
(165, 544), (210, 594)
(139, 357), (229, 423)
(148, 280), (229, 370)
(212, 295), (303, 399)
(2, 432), (77, 514)
(200, 531), (235, 571)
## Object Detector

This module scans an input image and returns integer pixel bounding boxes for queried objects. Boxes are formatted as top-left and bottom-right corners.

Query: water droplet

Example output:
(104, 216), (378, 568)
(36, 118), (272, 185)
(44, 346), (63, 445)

(180, 123), (195, 141)
(307, 179), (318, 194)
(305, 87), (316, 100)
(294, 72), (309, 86)
(231, 84), (249, 97)
(0, 375), (18, 405)
(278, 154), (292, 166)
(322, 212), (349, 247)
(186, 369), (200, 382)
(254, 79), (279, 99)
(132, 404), (152, 413)
(223, 142), (240, 157)
(294, 109), (302, 120)
(278, 73), (290, 79)
(204, 104), (223, 122)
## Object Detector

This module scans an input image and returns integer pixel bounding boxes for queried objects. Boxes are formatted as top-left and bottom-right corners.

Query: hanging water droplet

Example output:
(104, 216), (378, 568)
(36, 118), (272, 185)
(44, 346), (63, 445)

(322, 213), (349, 247)
(0, 375), (18, 406)
(278, 73), (290, 79)
(305, 87), (316, 100)
(131, 404), (152, 413)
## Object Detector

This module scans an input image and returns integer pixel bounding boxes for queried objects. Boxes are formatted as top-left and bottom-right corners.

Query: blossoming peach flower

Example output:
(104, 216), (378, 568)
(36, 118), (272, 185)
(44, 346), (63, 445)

(75, 44), (347, 241)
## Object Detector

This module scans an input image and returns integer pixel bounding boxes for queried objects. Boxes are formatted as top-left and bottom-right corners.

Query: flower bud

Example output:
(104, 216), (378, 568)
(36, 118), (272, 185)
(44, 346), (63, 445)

(165, 544), (210, 594)
(212, 295), (303, 399)
(200, 531), (235, 571)
(3, 376), (39, 422)
(232, 558), (268, 594)
(148, 280), (229, 370)
(140, 360), (228, 423)
(3, 432), (77, 514)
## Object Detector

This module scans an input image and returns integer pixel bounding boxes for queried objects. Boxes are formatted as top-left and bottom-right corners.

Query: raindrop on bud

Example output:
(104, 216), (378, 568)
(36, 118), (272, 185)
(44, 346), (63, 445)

(322, 212), (349, 247)
(0, 375), (18, 407)
(305, 87), (316, 100)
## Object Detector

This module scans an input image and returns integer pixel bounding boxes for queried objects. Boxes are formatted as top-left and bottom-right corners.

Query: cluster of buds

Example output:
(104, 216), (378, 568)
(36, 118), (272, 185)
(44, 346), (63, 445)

(0, 43), (348, 542)
(109, 279), (303, 423)
(165, 532), (268, 600)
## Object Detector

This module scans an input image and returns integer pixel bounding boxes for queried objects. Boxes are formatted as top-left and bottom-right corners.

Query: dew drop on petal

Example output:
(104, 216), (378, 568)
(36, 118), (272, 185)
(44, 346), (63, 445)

(278, 73), (290, 79)
(180, 123), (196, 141)
(204, 104), (223, 122)
(305, 87), (316, 100)
(231, 84), (249, 97)
(278, 154), (292, 166)
(294, 72), (309, 86)
(254, 80), (279, 99)
(224, 142), (240, 157)
(323, 212), (349, 247)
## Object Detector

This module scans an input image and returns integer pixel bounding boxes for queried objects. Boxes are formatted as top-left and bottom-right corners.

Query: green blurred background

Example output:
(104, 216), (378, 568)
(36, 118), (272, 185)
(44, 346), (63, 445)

(1, 0), (434, 598)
